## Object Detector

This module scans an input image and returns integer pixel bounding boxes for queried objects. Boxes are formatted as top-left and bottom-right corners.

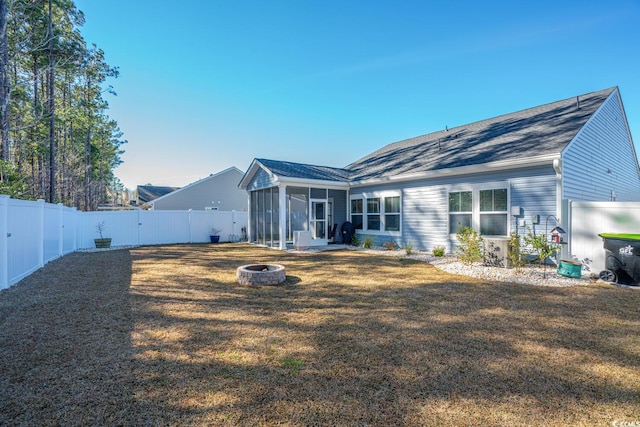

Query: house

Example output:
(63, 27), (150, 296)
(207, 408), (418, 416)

(239, 87), (640, 252)
(145, 166), (247, 211)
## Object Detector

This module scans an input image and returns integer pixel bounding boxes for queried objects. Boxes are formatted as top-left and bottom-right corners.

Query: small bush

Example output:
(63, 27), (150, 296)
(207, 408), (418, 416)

(404, 241), (414, 255)
(432, 245), (445, 257)
(508, 231), (526, 270)
(455, 226), (483, 265)
(362, 235), (374, 249)
(382, 240), (398, 251)
(523, 227), (560, 278)
(351, 234), (361, 247)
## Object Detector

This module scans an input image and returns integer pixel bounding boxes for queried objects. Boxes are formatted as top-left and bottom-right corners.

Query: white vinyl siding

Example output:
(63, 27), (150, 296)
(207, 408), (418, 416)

(562, 89), (640, 202)
(392, 167), (556, 252)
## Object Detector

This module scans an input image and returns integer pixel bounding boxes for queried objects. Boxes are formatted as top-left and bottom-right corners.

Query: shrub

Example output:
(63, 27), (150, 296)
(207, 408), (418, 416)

(382, 240), (398, 251)
(404, 241), (414, 255)
(351, 233), (361, 247)
(508, 231), (526, 270)
(523, 228), (560, 277)
(455, 226), (483, 265)
(362, 235), (374, 249)
(432, 245), (445, 257)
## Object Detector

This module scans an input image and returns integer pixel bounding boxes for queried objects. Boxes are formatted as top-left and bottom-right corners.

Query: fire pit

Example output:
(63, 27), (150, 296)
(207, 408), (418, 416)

(236, 264), (286, 286)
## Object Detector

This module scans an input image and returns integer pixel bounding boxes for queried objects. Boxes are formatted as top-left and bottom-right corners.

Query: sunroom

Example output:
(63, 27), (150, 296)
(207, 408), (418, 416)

(239, 159), (350, 249)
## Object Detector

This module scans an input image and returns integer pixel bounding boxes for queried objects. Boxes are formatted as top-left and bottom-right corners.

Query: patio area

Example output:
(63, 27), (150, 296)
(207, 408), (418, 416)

(1, 243), (639, 426)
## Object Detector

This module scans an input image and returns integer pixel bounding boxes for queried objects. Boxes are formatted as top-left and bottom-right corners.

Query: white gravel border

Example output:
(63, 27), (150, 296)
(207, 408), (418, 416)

(348, 247), (596, 287)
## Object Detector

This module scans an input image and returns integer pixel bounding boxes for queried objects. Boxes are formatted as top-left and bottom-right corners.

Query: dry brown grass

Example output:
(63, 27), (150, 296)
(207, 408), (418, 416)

(1, 243), (639, 426)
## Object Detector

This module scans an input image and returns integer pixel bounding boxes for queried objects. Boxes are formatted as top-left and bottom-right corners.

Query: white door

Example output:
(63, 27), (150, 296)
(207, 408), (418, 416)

(310, 200), (326, 239)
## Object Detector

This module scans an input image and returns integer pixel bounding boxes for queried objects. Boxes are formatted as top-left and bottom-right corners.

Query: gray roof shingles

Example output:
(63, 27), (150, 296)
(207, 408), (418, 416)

(256, 88), (615, 183)
(136, 185), (180, 204)
(345, 87), (614, 180)
(256, 158), (351, 182)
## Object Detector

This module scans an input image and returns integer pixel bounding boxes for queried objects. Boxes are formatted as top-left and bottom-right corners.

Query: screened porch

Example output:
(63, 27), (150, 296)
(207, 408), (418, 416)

(248, 186), (348, 249)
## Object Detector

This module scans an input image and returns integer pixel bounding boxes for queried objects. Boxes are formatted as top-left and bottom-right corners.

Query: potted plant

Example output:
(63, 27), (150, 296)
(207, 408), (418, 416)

(94, 221), (112, 249)
(209, 226), (223, 243)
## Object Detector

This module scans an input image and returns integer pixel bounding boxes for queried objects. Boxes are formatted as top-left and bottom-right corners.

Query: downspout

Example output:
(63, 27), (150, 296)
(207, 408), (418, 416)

(553, 158), (568, 259)
(553, 158), (562, 218)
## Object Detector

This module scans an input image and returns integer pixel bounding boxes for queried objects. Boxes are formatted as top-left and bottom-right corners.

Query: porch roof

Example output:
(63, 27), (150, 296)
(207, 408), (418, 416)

(256, 159), (351, 182)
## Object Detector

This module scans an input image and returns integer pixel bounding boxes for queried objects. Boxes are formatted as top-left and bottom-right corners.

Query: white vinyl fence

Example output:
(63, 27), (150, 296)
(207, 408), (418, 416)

(568, 201), (640, 273)
(0, 195), (247, 290)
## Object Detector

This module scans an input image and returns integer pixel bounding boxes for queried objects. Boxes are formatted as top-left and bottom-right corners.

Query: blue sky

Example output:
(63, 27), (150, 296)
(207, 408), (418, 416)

(74, 0), (640, 190)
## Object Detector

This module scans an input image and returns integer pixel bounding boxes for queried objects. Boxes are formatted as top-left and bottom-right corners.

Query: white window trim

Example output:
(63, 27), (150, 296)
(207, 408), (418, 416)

(448, 183), (510, 237)
(350, 191), (402, 236)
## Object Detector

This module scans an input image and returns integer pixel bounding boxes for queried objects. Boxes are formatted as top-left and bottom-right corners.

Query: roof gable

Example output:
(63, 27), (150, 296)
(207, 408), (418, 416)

(239, 158), (350, 190)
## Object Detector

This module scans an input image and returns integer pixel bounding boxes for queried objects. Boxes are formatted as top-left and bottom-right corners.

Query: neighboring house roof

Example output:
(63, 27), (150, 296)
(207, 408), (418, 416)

(240, 87), (619, 188)
(136, 185), (181, 204)
(147, 166), (244, 207)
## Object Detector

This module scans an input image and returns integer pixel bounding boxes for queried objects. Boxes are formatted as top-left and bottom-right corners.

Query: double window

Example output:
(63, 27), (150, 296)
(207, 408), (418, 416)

(351, 193), (401, 233)
(449, 186), (508, 236)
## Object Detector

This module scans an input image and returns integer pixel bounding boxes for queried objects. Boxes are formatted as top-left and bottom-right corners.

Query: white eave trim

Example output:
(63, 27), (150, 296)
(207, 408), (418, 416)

(276, 177), (350, 189)
(349, 153), (561, 187)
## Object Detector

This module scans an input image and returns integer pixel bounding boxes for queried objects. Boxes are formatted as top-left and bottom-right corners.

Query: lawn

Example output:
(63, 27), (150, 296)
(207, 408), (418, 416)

(1, 244), (639, 426)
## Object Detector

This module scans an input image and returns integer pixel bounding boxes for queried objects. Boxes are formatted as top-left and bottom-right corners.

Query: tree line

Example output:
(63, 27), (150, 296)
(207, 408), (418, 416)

(0, 0), (125, 210)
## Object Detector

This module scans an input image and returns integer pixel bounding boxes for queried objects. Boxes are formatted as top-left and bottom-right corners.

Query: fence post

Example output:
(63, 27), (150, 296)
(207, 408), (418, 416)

(0, 195), (9, 290)
(71, 207), (78, 252)
(232, 210), (238, 240)
(137, 209), (141, 246)
(57, 203), (64, 257)
(37, 199), (45, 268)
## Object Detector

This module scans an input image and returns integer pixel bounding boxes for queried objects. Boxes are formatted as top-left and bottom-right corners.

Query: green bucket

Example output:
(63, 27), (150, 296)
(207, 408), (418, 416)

(557, 260), (582, 278)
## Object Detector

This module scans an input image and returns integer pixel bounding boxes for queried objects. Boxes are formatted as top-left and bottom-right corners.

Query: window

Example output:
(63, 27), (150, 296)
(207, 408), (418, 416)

(448, 187), (509, 236)
(367, 198), (380, 231)
(350, 193), (401, 233)
(384, 196), (400, 231)
(449, 191), (472, 234)
(351, 199), (363, 230)
(479, 189), (507, 235)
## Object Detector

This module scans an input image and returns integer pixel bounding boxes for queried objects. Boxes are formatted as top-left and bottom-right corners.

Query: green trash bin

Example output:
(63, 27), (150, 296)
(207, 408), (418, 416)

(557, 260), (582, 278)
(598, 233), (640, 285)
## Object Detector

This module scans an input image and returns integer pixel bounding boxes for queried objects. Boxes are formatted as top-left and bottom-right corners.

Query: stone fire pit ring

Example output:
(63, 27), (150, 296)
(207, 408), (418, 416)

(237, 264), (286, 286)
